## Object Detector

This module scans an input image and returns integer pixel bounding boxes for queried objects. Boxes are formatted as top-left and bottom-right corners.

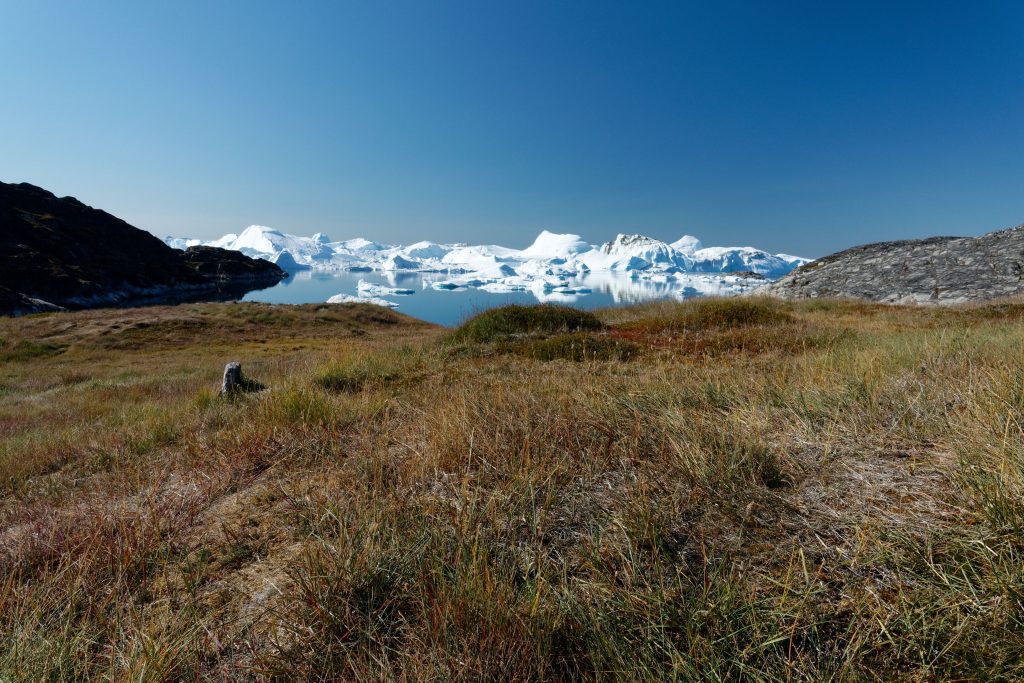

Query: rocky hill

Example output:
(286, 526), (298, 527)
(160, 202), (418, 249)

(0, 182), (285, 315)
(764, 224), (1024, 304)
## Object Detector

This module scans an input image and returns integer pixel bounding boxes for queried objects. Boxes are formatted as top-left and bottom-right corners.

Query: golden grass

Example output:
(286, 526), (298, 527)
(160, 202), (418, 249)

(0, 297), (1023, 680)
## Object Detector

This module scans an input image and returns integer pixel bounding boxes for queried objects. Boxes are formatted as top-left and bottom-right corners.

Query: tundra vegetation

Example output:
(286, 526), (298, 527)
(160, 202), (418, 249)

(1, 298), (1023, 681)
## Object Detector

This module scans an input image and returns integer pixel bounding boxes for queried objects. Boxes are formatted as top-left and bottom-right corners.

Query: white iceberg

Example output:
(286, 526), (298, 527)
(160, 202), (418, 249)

(272, 250), (311, 271)
(357, 279), (415, 296)
(381, 254), (423, 271)
(326, 293), (398, 307)
(521, 230), (592, 259)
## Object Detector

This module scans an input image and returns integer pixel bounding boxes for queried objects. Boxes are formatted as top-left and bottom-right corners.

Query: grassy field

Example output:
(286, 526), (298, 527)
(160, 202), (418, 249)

(1, 297), (1023, 681)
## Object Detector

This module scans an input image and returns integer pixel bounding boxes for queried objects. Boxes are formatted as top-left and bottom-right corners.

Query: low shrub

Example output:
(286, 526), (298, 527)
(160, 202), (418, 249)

(449, 304), (603, 344)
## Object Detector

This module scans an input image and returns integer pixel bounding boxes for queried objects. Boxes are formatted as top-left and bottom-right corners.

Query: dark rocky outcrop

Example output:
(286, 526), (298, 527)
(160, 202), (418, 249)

(0, 285), (64, 316)
(764, 225), (1024, 304)
(181, 245), (285, 282)
(0, 182), (285, 315)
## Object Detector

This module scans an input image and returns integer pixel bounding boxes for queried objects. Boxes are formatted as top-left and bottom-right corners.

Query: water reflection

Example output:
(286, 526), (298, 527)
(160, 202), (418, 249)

(244, 270), (759, 326)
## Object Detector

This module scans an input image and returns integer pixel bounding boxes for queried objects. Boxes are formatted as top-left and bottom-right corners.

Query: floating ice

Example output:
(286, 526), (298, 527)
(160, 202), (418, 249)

(326, 293), (398, 307)
(357, 279), (415, 296)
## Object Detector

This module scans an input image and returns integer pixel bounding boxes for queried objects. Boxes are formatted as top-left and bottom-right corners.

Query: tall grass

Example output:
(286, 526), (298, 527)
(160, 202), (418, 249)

(1, 299), (1024, 680)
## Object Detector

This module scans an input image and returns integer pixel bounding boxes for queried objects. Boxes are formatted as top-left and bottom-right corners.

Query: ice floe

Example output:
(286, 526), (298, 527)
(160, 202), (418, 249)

(357, 279), (415, 296)
(326, 293), (398, 307)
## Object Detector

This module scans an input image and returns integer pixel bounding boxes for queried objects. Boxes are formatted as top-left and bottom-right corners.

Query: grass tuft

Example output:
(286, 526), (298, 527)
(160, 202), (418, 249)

(515, 332), (639, 362)
(448, 304), (603, 344)
(622, 297), (793, 334)
(315, 346), (426, 392)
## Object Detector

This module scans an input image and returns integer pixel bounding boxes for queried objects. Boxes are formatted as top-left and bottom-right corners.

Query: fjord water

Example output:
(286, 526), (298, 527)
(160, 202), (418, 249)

(242, 270), (701, 326)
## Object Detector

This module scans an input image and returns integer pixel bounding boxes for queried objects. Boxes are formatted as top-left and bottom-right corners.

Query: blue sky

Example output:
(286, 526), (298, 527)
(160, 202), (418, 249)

(1, 1), (1022, 256)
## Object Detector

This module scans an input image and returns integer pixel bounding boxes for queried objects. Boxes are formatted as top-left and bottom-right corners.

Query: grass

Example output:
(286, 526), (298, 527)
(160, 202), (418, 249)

(1, 297), (1024, 680)
(613, 296), (792, 333)
(516, 332), (639, 362)
(447, 303), (603, 343)
(0, 337), (66, 362)
(315, 346), (428, 392)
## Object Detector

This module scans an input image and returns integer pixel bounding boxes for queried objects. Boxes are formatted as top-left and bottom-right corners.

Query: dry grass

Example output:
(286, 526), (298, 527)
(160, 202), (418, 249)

(1, 297), (1023, 680)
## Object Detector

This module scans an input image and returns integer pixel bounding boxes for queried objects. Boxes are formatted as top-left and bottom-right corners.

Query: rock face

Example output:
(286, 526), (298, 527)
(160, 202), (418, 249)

(764, 225), (1024, 305)
(0, 182), (286, 315)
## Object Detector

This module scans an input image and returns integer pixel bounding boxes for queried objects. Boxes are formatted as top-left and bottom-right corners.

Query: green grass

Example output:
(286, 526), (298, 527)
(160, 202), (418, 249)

(0, 338), (66, 362)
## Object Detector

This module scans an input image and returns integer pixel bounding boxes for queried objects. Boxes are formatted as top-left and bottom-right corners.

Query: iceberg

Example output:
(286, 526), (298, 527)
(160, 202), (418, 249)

(164, 236), (202, 250)
(357, 279), (415, 296)
(671, 235), (703, 253)
(272, 250), (310, 271)
(381, 254), (423, 271)
(166, 227), (810, 301)
(689, 246), (809, 278)
(401, 241), (452, 260)
(327, 293), (398, 307)
(521, 230), (591, 259)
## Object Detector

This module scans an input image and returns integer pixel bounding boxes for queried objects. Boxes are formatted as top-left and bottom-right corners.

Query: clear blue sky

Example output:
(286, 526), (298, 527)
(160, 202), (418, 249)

(2, 1), (1022, 256)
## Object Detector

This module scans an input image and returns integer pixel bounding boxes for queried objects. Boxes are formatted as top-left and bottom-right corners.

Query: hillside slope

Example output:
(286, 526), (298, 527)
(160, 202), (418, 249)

(0, 182), (285, 314)
(765, 224), (1024, 304)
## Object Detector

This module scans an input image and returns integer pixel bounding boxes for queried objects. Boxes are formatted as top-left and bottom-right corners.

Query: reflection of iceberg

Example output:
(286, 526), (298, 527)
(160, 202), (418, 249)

(576, 271), (677, 304)
(532, 290), (581, 304)
(479, 281), (529, 293)
(383, 271), (422, 287)
(673, 274), (765, 299)
(329, 269), (767, 307)
(296, 268), (780, 313)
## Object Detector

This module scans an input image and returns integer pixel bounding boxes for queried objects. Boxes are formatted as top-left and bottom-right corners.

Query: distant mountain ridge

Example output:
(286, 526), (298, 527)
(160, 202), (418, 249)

(764, 224), (1024, 304)
(0, 182), (285, 315)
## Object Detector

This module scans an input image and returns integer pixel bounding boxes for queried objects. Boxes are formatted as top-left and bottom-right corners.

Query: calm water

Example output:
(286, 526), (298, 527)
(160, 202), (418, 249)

(242, 270), (751, 326)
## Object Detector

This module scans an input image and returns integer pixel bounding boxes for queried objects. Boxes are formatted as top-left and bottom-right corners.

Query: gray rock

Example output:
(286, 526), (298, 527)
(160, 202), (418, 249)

(221, 362), (243, 395)
(763, 224), (1024, 304)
